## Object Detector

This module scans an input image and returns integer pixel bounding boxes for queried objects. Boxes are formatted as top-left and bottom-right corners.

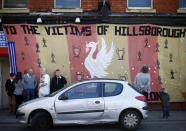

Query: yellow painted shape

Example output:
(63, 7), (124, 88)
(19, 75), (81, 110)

(35, 25), (71, 83)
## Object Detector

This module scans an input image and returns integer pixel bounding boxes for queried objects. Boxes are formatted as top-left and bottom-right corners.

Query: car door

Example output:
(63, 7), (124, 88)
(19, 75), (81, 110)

(102, 82), (123, 119)
(54, 82), (105, 122)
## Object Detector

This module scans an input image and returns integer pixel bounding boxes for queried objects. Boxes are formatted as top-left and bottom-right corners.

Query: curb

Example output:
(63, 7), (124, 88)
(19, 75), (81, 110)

(0, 122), (18, 124)
(145, 119), (186, 122)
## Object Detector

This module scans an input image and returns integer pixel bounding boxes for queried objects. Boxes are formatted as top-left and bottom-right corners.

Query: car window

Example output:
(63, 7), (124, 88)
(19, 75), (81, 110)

(128, 83), (142, 94)
(62, 82), (100, 100)
(103, 83), (123, 97)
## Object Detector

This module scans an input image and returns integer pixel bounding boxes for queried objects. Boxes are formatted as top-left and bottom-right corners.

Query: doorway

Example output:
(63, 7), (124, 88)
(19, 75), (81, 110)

(0, 57), (10, 109)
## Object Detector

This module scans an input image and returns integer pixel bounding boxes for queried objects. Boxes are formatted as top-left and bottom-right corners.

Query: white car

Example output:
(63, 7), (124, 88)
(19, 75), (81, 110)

(16, 79), (148, 131)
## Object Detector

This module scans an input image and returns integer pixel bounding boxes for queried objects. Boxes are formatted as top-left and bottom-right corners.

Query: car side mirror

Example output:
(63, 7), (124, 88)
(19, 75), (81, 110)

(59, 95), (68, 100)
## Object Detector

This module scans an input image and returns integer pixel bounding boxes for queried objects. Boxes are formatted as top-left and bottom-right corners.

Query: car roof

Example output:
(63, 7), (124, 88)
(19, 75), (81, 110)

(76, 78), (128, 84)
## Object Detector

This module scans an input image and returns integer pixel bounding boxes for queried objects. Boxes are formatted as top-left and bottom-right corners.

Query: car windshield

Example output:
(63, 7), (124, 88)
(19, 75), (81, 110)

(48, 82), (76, 97)
(48, 86), (68, 97)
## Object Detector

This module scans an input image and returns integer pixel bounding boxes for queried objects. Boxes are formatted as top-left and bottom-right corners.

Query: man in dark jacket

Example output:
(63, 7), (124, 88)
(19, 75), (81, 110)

(50, 69), (67, 93)
(160, 87), (170, 119)
(5, 73), (16, 113)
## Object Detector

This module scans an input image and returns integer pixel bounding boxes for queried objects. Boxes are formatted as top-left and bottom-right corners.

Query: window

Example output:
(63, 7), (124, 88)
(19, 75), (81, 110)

(127, 0), (152, 9)
(3, 0), (27, 8)
(62, 82), (100, 99)
(0, 32), (7, 47)
(103, 83), (123, 97)
(55, 0), (80, 9)
(179, 0), (186, 9)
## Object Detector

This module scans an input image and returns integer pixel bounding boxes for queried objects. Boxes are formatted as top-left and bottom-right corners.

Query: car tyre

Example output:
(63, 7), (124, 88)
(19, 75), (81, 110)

(31, 112), (52, 131)
(119, 110), (141, 130)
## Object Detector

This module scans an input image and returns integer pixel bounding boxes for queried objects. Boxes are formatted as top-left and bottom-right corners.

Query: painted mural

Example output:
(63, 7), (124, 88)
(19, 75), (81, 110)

(3, 24), (186, 102)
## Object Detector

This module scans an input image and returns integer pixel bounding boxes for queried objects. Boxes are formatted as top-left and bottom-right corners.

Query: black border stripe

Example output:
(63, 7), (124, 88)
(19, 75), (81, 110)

(57, 110), (104, 114)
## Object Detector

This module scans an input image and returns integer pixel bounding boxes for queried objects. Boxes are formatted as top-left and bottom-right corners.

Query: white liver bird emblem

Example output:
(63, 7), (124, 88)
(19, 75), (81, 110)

(84, 37), (115, 78)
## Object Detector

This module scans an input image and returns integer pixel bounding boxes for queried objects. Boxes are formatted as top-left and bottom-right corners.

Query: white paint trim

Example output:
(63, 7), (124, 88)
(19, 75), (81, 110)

(126, 9), (156, 13)
(52, 8), (83, 13)
(0, 8), (30, 13)
(177, 9), (186, 13)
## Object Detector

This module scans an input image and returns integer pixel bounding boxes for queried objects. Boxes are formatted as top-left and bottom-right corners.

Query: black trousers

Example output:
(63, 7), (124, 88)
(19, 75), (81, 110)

(15, 95), (23, 112)
(142, 91), (148, 100)
(162, 106), (170, 118)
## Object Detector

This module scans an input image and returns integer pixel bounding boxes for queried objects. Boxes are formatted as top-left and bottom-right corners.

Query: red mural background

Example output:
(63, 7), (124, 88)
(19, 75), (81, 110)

(67, 25), (97, 82)
(128, 25), (160, 92)
(5, 25), (40, 79)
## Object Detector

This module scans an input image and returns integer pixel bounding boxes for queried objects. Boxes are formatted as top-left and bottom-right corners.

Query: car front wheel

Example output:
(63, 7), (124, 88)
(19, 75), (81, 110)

(119, 110), (141, 130)
(31, 112), (52, 131)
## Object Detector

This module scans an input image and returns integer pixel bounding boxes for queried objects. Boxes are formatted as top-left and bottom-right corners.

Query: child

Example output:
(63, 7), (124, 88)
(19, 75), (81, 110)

(159, 87), (170, 119)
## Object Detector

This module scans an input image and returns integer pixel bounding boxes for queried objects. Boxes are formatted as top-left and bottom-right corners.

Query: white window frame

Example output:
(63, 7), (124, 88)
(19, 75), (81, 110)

(179, 0), (186, 9)
(127, 0), (153, 9)
(54, 0), (81, 9)
(2, 0), (28, 9)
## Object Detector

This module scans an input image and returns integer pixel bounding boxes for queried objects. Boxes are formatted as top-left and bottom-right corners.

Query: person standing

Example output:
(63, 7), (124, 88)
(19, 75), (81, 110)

(13, 72), (24, 112)
(160, 87), (170, 119)
(38, 67), (50, 97)
(5, 73), (16, 113)
(23, 68), (37, 100)
(50, 69), (67, 93)
(134, 65), (151, 99)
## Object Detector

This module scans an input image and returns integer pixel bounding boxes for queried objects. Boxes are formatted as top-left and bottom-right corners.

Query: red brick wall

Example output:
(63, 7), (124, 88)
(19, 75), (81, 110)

(81, 0), (99, 11)
(81, 0), (180, 13)
(110, 0), (126, 13)
(81, 0), (126, 13)
(28, 0), (53, 12)
(154, 0), (179, 13)
(28, 0), (99, 12)
(0, 0), (181, 13)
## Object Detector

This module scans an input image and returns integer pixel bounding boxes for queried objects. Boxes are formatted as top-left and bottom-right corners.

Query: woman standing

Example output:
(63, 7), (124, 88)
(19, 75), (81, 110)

(13, 72), (24, 112)
(38, 67), (50, 97)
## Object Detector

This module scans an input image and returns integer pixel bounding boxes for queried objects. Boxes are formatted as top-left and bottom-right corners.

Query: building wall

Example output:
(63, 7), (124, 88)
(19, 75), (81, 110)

(29, 0), (53, 12)
(110, 0), (126, 13)
(3, 24), (186, 102)
(0, 58), (10, 109)
(81, 0), (99, 11)
(154, 0), (179, 13)
(0, 0), (182, 13)
(1, 0), (186, 110)
(28, 0), (180, 13)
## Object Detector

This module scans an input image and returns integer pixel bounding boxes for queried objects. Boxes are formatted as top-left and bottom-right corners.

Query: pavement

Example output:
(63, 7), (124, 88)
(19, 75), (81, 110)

(0, 109), (186, 124)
